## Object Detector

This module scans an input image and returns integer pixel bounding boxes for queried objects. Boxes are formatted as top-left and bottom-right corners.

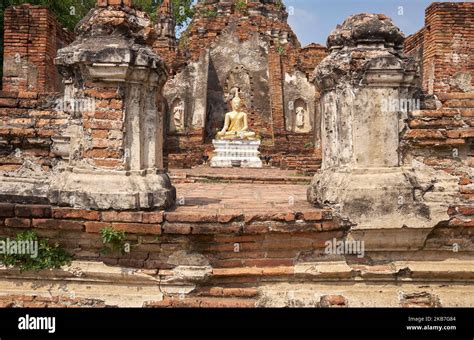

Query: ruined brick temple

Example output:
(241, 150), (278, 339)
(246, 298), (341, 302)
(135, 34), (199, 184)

(159, 0), (327, 171)
(0, 0), (472, 307)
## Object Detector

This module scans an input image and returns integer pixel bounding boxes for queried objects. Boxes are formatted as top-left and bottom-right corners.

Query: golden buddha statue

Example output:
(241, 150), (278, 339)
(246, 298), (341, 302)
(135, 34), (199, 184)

(216, 90), (257, 140)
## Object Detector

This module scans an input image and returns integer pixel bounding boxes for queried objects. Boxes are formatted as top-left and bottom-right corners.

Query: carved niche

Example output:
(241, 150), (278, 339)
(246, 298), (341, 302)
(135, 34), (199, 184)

(225, 65), (252, 108)
(289, 98), (311, 133)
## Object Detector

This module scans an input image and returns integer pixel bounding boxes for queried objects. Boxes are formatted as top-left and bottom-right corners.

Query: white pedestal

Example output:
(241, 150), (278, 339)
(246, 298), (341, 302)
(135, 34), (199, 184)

(210, 140), (263, 168)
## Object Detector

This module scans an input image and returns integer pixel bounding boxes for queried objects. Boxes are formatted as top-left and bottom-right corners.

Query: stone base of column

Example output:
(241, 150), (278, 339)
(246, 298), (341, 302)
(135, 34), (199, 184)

(0, 177), (50, 204)
(308, 166), (459, 249)
(49, 168), (176, 211)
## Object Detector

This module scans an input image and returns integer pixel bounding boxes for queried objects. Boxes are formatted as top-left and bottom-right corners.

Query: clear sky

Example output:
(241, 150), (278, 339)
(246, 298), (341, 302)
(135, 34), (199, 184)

(286, 0), (472, 46)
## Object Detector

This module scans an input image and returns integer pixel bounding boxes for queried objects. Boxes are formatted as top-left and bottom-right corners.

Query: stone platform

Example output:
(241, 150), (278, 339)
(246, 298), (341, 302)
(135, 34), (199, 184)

(210, 140), (262, 168)
(172, 182), (316, 218)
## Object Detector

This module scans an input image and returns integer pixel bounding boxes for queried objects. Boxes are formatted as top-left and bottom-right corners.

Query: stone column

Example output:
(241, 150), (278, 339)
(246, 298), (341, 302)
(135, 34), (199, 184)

(307, 14), (458, 247)
(49, 3), (175, 210)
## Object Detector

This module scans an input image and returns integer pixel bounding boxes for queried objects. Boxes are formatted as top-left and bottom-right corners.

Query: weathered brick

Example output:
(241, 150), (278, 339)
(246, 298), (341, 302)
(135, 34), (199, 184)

(243, 259), (294, 267)
(204, 287), (258, 298)
(243, 224), (270, 234)
(0, 98), (18, 107)
(301, 210), (324, 221)
(32, 219), (84, 231)
(91, 129), (109, 138)
(84, 88), (120, 99)
(102, 211), (143, 223)
(112, 223), (161, 235)
(18, 91), (38, 99)
(164, 212), (217, 223)
(84, 222), (112, 234)
(91, 159), (123, 168)
(162, 224), (192, 235)
(15, 204), (51, 218)
(142, 212), (164, 224)
(109, 99), (123, 110)
(92, 110), (123, 120)
(405, 129), (445, 139)
(244, 212), (295, 223)
(191, 223), (241, 234)
(199, 297), (256, 308)
(320, 295), (347, 307)
(448, 218), (474, 227)
(9, 128), (35, 137)
(0, 203), (15, 217)
(4, 218), (31, 228)
(84, 119), (123, 130)
(217, 213), (243, 223)
(458, 206), (474, 216)
(52, 208), (100, 221)
(84, 149), (122, 159)
(446, 129), (474, 139)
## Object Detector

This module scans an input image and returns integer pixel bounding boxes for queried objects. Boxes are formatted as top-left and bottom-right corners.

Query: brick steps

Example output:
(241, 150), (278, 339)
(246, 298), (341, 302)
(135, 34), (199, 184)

(438, 93), (474, 110)
(169, 168), (314, 184)
(405, 93), (474, 146)
(0, 203), (336, 235)
(443, 99), (474, 109)
(280, 155), (321, 175)
(0, 202), (341, 272)
(170, 172), (312, 184)
(438, 92), (474, 101)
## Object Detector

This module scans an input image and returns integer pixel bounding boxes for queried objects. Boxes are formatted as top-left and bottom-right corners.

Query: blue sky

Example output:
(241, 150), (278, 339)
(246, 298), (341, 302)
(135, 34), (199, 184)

(286, 0), (471, 46)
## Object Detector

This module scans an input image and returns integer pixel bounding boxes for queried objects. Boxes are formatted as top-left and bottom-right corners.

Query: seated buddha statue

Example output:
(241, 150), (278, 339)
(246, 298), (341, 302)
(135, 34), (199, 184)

(216, 91), (257, 140)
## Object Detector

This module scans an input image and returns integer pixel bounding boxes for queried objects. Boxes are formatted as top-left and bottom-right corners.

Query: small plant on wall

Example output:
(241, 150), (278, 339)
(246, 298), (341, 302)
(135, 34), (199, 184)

(100, 227), (127, 255)
(199, 7), (218, 18)
(275, 0), (284, 10)
(0, 230), (72, 271)
(275, 41), (286, 55)
(235, 0), (248, 13)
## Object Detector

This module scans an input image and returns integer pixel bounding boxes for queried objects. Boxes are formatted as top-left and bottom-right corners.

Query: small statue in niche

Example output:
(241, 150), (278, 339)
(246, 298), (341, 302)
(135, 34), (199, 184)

(295, 106), (305, 128)
(172, 99), (184, 130)
(294, 99), (310, 133)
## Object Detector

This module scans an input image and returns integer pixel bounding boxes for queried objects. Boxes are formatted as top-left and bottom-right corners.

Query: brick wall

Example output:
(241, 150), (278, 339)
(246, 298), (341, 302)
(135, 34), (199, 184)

(184, 0), (300, 63)
(404, 28), (425, 57)
(402, 93), (473, 199)
(80, 87), (126, 170)
(268, 47), (285, 134)
(405, 2), (474, 94)
(294, 43), (328, 79)
(0, 85), (128, 173)
(0, 200), (469, 307)
(403, 28), (425, 89)
(2, 5), (74, 93)
(402, 3), (474, 237)
(164, 129), (210, 168)
(153, 0), (179, 74)
(0, 202), (339, 269)
(0, 90), (65, 173)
